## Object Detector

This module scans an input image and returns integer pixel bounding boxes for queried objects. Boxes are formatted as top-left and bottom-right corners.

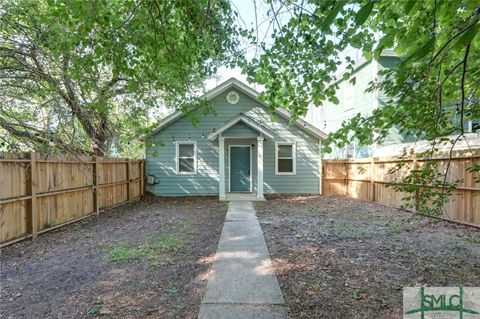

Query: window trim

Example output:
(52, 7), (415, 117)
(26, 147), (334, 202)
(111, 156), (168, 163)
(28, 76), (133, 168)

(176, 141), (197, 175)
(275, 142), (296, 175)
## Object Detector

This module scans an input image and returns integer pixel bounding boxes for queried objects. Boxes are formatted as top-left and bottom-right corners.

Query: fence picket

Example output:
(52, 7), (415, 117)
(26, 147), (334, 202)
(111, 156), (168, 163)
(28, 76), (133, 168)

(0, 152), (145, 246)
(323, 153), (480, 226)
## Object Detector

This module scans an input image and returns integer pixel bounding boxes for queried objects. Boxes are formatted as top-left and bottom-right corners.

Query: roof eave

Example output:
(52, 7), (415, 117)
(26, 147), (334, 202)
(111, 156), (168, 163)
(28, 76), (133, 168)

(147, 77), (328, 140)
(207, 113), (275, 141)
(275, 108), (328, 140)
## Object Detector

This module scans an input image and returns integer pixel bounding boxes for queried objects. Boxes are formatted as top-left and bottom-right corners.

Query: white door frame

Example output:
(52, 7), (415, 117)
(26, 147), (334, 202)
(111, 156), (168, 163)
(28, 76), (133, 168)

(228, 145), (253, 193)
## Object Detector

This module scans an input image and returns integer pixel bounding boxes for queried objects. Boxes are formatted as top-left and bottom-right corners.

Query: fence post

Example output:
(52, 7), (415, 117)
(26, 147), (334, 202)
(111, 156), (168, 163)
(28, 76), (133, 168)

(413, 157), (420, 212)
(140, 160), (144, 196)
(345, 160), (349, 196)
(93, 156), (99, 215)
(127, 160), (132, 202)
(30, 152), (38, 240)
(370, 157), (376, 202)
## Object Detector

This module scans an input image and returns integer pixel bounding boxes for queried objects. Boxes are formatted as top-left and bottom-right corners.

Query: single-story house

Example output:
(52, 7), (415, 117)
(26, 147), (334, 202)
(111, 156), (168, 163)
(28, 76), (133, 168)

(145, 78), (327, 200)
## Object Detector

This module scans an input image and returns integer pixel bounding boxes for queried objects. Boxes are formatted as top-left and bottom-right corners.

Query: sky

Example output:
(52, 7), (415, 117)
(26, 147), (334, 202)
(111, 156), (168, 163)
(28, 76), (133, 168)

(154, 0), (363, 118)
(205, 0), (274, 90)
(204, 0), (362, 91)
(158, 0), (267, 116)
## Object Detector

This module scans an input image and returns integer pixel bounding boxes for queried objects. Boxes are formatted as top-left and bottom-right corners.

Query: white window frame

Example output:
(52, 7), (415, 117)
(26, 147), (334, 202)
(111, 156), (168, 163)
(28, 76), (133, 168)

(176, 141), (197, 175)
(275, 142), (296, 175)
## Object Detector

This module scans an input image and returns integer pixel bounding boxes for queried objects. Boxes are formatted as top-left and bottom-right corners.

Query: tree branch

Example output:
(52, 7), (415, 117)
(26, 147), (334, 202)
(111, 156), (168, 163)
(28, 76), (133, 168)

(459, 43), (471, 135)
(0, 116), (92, 155)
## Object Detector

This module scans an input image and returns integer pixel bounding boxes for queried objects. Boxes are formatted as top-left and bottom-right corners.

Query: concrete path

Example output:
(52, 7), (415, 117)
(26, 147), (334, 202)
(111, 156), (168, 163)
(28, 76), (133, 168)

(198, 201), (287, 319)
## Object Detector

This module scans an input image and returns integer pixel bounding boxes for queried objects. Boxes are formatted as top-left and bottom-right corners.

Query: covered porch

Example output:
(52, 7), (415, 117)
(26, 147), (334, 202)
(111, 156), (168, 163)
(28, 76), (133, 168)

(207, 113), (275, 201)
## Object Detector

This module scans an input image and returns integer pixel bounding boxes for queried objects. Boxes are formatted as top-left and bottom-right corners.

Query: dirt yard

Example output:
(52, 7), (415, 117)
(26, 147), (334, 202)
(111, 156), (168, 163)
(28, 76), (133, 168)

(256, 195), (480, 319)
(0, 194), (227, 319)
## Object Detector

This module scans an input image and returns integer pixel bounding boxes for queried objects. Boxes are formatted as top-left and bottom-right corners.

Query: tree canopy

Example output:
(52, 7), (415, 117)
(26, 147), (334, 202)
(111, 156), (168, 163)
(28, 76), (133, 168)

(1, 0), (478, 212)
(0, 0), (238, 157)
(243, 0), (479, 145)
(241, 0), (479, 213)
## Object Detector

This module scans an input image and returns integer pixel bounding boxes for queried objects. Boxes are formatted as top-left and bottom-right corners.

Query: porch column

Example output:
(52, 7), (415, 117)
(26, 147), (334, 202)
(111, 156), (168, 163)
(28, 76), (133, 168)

(257, 136), (264, 199)
(219, 136), (226, 200)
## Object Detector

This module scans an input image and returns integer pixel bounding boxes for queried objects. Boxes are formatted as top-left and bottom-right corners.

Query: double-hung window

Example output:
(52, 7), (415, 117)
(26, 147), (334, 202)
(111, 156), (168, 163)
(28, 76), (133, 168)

(176, 142), (197, 174)
(275, 142), (296, 175)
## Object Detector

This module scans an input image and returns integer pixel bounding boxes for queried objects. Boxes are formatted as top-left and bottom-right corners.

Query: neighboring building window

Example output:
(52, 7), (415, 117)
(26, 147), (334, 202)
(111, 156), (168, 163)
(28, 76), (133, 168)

(176, 142), (197, 174)
(467, 120), (480, 133)
(472, 121), (480, 133)
(342, 81), (355, 112)
(346, 142), (356, 159)
(275, 142), (296, 175)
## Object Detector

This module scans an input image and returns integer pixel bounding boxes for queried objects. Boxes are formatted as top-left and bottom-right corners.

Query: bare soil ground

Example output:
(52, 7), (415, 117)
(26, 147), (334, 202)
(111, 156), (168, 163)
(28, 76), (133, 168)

(0, 194), (227, 319)
(255, 195), (480, 319)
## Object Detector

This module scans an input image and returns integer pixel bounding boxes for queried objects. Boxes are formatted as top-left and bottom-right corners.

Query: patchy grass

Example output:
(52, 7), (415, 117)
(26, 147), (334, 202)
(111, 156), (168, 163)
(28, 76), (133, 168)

(46, 220), (59, 228)
(464, 236), (480, 244)
(105, 222), (190, 263)
(146, 234), (185, 252)
(256, 195), (480, 319)
(327, 221), (373, 240)
(105, 244), (143, 262)
(1, 195), (226, 319)
(86, 300), (104, 317)
(220, 202), (229, 213)
(148, 257), (176, 269)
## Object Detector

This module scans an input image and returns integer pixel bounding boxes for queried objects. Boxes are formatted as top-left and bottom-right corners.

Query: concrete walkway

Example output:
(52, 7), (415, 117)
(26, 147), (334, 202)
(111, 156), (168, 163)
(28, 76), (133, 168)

(198, 201), (287, 319)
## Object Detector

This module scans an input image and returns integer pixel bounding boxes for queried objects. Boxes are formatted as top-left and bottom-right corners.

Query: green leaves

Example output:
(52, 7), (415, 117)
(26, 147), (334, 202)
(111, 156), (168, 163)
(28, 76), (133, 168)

(322, 1), (346, 33)
(355, 1), (374, 26)
(455, 24), (479, 48)
(401, 38), (435, 65)
(0, 0), (239, 157)
(404, 0), (416, 15)
(240, 0), (479, 217)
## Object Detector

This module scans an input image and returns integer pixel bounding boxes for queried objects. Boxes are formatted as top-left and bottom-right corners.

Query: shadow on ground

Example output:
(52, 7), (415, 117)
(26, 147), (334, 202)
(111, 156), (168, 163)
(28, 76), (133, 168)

(0, 194), (227, 319)
(256, 195), (480, 319)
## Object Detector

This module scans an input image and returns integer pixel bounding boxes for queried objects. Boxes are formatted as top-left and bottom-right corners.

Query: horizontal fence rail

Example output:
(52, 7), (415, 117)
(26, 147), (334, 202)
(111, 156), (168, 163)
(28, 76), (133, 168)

(322, 151), (480, 227)
(0, 152), (145, 247)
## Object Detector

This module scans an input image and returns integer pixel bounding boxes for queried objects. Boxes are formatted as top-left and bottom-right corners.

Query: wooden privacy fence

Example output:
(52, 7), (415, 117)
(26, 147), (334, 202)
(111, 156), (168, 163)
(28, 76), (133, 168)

(322, 152), (480, 226)
(0, 152), (145, 246)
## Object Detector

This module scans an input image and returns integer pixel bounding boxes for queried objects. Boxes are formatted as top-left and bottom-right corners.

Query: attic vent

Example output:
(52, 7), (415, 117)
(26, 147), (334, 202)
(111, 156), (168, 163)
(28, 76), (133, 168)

(226, 91), (239, 104)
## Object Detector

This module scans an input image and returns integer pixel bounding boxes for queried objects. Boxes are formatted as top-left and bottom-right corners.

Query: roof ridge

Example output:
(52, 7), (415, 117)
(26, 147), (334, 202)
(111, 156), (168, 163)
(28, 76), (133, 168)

(147, 78), (327, 140)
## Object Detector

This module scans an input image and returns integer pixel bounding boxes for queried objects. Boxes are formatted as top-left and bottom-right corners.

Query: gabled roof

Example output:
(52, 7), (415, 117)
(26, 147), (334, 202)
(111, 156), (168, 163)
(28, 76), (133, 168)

(206, 113), (275, 140)
(149, 77), (328, 140)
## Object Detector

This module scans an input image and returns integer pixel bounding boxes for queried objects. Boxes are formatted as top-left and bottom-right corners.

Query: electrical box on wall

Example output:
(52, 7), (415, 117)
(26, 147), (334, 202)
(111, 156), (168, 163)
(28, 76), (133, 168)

(147, 175), (158, 185)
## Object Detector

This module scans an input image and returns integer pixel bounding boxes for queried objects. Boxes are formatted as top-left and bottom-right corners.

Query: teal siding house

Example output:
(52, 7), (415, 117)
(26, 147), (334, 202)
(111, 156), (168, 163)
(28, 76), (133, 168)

(146, 78), (327, 200)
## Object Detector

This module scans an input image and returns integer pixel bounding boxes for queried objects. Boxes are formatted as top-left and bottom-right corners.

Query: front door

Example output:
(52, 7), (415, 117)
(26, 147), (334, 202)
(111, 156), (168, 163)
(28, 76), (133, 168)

(230, 146), (251, 192)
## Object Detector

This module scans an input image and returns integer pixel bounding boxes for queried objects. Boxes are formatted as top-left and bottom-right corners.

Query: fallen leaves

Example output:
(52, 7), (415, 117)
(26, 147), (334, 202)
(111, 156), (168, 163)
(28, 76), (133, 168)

(256, 195), (480, 319)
